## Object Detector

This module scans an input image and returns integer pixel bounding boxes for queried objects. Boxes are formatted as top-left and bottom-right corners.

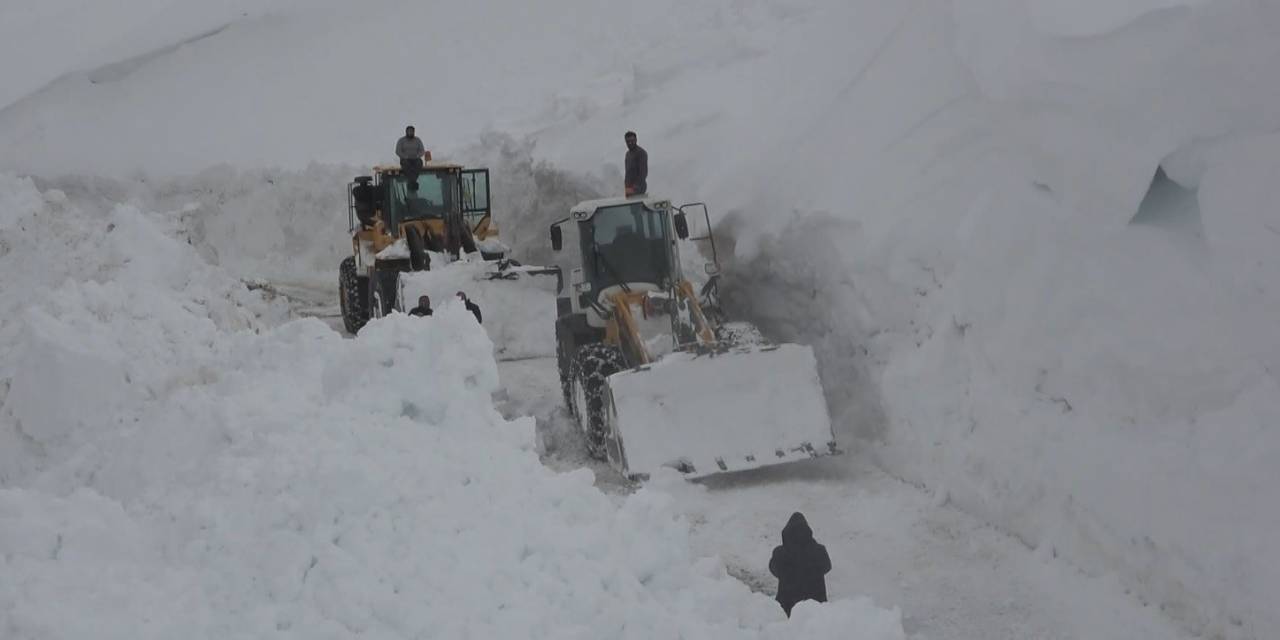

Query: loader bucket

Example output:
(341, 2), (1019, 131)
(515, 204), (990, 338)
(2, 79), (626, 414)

(605, 343), (837, 479)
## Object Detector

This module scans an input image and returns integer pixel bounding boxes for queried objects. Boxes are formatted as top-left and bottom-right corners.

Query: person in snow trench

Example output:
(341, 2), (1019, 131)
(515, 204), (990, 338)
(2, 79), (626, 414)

(623, 130), (647, 196)
(456, 291), (482, 323)
(769, 512), (832, 617)
(409, 295), (432, 317)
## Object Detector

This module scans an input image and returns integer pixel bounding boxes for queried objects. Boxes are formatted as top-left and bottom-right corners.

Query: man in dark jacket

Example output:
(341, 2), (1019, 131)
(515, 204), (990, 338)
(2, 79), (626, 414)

(397, 125), (426, 181)
(456, 291), (482, 323)
(409, 295), (432, 317)
(624, 131), (647, 196)
(768, 512), (832, 617)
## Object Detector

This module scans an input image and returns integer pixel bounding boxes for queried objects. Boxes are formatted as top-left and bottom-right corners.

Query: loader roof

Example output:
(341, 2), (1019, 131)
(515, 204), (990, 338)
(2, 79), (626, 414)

(373, 161), (466, 174)
(570, 195), (670, 217)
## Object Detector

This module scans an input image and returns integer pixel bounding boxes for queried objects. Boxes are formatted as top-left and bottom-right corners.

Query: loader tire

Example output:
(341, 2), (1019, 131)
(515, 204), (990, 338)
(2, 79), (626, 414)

(364, 267), (398, 321)
(339, 256), (369, 334)
(570, 344), (625, 460)
(460, 225), (479, 254)
(424, 227), (445, 253)
(406, 227), (431, 271)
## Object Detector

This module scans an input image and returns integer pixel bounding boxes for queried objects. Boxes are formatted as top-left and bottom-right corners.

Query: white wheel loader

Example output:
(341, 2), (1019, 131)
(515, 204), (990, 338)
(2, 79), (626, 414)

(550, 196), (839, 480)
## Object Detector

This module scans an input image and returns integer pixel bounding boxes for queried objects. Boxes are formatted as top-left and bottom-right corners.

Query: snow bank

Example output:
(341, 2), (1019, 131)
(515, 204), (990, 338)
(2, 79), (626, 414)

(1196, 134), (1280, 369)
(519, 1), (1280, 636)
(398, 258), (560, 360)
(27, 166), (357, 289)
(0, 175), (903, 637)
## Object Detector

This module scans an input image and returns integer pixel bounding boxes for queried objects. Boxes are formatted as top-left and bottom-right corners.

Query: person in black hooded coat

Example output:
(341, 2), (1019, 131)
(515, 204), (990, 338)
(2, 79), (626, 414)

(768, 512), (832, 616)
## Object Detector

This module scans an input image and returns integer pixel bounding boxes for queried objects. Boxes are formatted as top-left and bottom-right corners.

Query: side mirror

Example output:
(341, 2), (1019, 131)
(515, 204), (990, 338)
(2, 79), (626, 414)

(704, 263), (720, 276)
(550, 225), (563, 251)
(674, 212), (689, 240)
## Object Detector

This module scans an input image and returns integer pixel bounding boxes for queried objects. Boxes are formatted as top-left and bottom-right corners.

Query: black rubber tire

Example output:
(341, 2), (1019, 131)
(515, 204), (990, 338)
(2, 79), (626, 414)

(460, 225), (479, 254)
(339, 256), (369, 334)
(556, 337), (574, 411)
(423, 227), (444, 253)
(405, 227), (430, 271)
(570, 343), (626, 460)
(368, 267), (399, 318)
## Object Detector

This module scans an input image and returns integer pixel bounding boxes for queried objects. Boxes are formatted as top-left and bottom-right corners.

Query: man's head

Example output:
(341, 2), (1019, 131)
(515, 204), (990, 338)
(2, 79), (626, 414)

(405, 126), (416, 138)
(456, 291), (467, 302)
(624, 131), (637, 150)
(418, 295), (430, 308)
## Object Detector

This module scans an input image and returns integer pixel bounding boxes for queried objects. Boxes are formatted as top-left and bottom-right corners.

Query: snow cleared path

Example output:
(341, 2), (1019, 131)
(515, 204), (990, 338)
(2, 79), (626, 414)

(494, 353), (1194, 640)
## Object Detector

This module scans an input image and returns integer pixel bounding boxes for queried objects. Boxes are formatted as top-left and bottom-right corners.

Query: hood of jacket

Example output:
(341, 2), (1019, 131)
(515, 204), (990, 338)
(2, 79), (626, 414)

(781, 512), (813, 545)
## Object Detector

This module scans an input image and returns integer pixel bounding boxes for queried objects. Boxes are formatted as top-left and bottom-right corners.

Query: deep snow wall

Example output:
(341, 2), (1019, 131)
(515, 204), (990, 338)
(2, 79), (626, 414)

(528, 2), (1280, 637)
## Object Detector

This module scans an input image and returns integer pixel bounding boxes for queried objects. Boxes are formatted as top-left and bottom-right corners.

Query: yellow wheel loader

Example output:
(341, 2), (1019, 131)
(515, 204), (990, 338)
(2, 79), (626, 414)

(339, 161), (504, 334)
(550, 197), (839, 480)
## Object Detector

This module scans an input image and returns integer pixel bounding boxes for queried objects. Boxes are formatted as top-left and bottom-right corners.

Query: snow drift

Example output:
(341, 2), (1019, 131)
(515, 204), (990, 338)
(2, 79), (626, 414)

(398, 258), (560, 361)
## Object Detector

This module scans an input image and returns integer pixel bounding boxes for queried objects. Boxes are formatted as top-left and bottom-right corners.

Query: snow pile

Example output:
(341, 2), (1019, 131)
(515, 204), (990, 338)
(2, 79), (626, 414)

(398, 258), (560, 360)
(0, 173), (288, 485)
(29, 166), (357, 289)
(0, 176), (903, 638)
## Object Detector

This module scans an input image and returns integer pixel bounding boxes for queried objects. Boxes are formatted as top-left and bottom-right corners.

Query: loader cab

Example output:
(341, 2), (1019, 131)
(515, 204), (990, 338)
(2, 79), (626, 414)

(348, 164), (491, 236)
(551, 197), (681, 317)
(366, 164), (491, 237)
(387, 170), (453, 222)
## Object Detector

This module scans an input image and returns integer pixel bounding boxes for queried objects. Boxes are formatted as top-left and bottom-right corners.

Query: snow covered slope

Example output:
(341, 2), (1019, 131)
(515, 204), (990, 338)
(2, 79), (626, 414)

(1, 0), (1277, 637)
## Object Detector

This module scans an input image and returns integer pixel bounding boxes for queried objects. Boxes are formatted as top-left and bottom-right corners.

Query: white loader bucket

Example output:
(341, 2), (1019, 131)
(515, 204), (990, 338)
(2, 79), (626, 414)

(606, 343), (837, 479)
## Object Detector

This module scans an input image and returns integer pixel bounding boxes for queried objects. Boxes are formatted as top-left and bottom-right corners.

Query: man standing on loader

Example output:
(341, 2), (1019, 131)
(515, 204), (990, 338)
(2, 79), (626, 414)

(624, 130), (647, 196)
(396, 125), (426, 181)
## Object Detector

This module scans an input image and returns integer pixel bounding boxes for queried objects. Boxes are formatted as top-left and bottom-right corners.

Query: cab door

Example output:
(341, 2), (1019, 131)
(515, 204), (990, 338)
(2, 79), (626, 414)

(460, 169), (492, 234)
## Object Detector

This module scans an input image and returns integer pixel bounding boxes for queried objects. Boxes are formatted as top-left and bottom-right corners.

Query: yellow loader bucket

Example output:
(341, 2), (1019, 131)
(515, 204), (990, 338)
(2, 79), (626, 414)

(605, 343), (837, 479)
